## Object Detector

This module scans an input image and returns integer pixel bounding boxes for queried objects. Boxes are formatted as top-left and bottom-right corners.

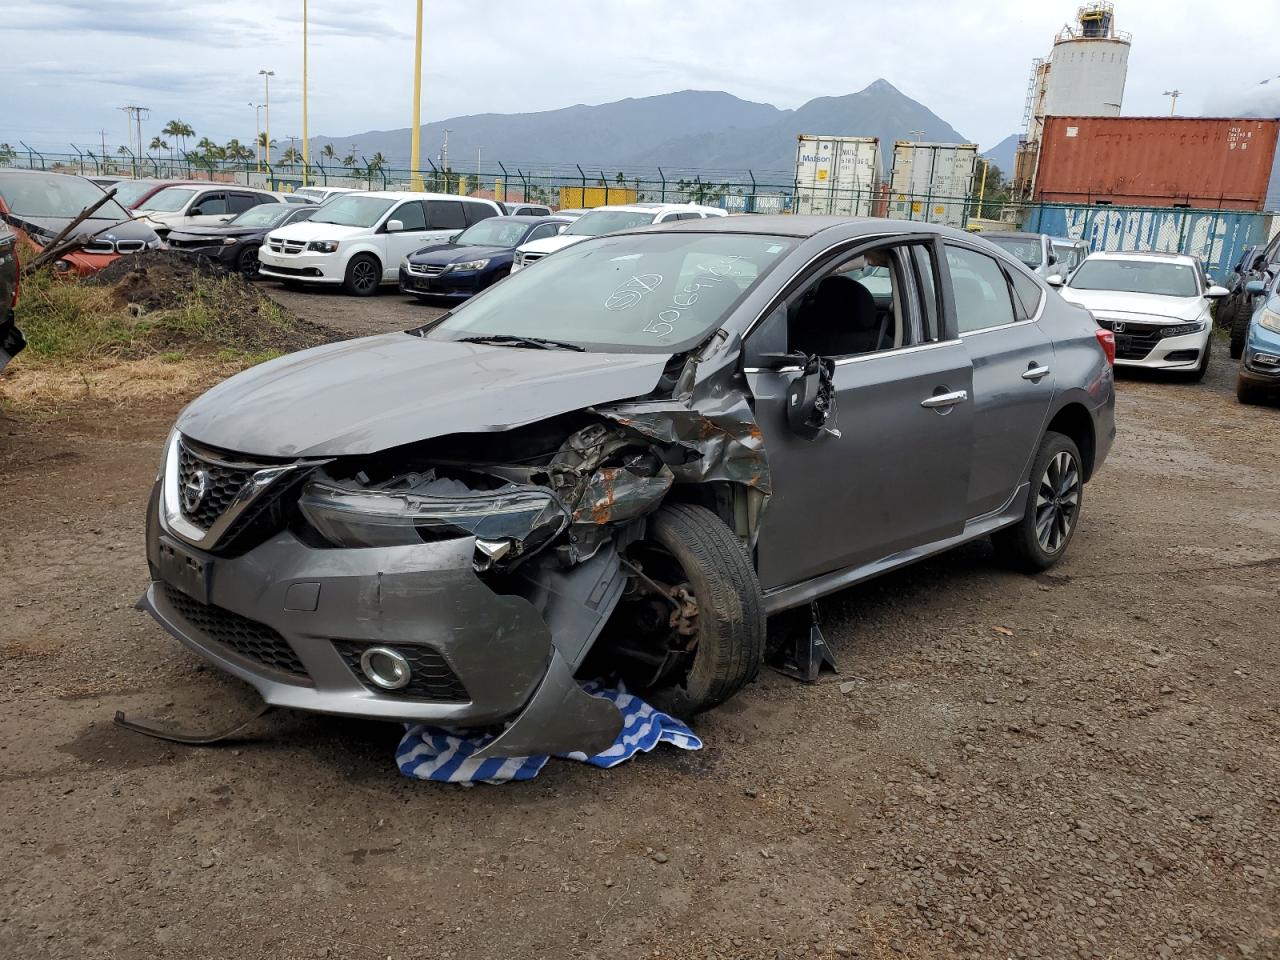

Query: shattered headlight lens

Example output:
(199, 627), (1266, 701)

(298, 479), (569, 557)
(450, 258), (490, 272)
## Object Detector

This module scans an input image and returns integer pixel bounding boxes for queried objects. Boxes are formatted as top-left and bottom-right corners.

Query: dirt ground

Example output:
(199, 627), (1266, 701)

(1, 289), (1277, 960)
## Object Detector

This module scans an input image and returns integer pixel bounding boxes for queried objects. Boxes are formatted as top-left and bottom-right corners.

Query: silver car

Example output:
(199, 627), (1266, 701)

(142, 217), (1116, 757)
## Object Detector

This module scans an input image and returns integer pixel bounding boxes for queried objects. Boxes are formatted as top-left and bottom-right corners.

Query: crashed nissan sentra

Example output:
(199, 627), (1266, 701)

(141, 216), (1115, 757)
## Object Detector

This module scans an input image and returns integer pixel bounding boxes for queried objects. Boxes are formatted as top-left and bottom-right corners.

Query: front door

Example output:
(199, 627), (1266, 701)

(747, 237), (974, 592)
(382, 200), (434, 280)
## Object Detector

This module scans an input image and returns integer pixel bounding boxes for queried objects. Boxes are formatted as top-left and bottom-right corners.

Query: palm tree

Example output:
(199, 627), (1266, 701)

(149, 136), (168, 155)
(256, 132), (277, 162)
(280, 146), (301, 167)
(342, 149), (358, 172)
(224, 138), (252, 163)
(321, 143), (336, 161)
(195, 137), (225, 163)
(0, 143), (17, 164)
(163, 120), (194, 158)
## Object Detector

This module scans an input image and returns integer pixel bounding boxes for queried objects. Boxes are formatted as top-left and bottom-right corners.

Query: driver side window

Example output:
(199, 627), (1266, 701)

(787, 242), (921, 358)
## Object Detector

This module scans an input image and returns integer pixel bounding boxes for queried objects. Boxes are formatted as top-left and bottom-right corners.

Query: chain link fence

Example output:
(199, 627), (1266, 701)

(1, 144), (1268, 278)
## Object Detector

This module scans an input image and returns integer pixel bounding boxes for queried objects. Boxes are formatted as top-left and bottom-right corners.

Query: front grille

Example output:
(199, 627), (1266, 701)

(267, 239), (306, 255)
(82, 240), (115, 254)
(115, 240), (146, 253)
(1253, 353), (1280, 367)
(406, 263), (446, 277)
(167, 237), (218, 250)
(162, 583), (311, 683)
(518, 252), (545, 267)
(260, 263), (310, 277)
(1094, 319), (1165, 361)
(178, 439), (256, 530)
(333, 640), (469, 702)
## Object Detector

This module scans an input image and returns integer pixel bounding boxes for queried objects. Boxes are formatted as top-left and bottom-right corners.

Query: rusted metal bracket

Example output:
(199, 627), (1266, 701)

(113, 701), (274, 746)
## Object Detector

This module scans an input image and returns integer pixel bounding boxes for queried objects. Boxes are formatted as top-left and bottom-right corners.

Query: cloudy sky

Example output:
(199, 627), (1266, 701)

(3, 0), (1276, 157)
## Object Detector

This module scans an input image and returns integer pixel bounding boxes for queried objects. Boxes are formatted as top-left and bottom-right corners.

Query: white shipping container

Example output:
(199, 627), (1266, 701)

(888, 142), (978, 228)
(794, 135), (881, 217)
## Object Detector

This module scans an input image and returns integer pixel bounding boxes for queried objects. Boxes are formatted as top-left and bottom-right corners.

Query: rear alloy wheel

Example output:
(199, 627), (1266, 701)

(1229, 298), (1253, 360)
(992, 432), (1083, 572)
(606, 503), (764, 718)
(343, 254), (381, 297)
(236, 244), (261, 281)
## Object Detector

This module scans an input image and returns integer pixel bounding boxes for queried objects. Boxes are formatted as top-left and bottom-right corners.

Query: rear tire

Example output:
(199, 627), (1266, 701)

(992, 431), (1084, 572)
(1229, 298), (1253, 360)
(343, 254), (381, 297)
(630, 504), (765, 718)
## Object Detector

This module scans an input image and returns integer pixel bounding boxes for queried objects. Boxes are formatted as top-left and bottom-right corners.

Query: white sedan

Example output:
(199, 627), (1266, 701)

(1053, 251), (1228, 381)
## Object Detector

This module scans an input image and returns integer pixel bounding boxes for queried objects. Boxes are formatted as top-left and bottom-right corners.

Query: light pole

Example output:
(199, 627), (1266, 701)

(409, 0), (425, 190)
(1163, 89), (1182, 115)
(259, 69), (275, 166)
(301, 0), (310, 185)
(249, 102), (265, 171)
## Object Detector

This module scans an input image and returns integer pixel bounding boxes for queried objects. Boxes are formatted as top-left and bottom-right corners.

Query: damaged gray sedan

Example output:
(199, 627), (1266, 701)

(141, 216), (1115, 757)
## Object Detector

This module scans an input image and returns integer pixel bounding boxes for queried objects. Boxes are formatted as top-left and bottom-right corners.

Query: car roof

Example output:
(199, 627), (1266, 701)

(981, 230), (1046, 240)
(622, 214), (972, 240)
(1084, 250), (1199, 265)
(355, 190), (500, 203)
(499, 214), (572, 223)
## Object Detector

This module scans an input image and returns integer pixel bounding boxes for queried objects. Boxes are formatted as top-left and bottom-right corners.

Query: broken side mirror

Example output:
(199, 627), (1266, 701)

(756, 352), (838, 441)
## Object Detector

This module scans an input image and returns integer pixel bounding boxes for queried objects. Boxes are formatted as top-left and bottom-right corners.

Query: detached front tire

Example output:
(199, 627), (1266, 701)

(632, 504), (765, 717)
(992, 431), (1084, 572)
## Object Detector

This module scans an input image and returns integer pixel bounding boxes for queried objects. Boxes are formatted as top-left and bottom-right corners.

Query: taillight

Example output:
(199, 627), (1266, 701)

(1094, 328), (1115, 366)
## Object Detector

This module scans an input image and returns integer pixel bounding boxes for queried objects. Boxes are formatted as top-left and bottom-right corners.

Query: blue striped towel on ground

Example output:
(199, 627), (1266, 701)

(395, 680), (702, 785)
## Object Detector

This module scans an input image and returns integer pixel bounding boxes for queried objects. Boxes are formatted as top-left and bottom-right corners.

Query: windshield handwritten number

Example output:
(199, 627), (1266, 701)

(605, 273), (664, 311)
(642, 256), (746, 337)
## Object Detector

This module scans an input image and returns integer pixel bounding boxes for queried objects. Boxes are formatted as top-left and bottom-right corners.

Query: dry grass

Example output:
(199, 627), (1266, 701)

(0, 353), (246, 409)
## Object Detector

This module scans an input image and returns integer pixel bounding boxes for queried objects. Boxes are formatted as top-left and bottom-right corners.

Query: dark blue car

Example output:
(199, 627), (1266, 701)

(400, 215), (570, 299)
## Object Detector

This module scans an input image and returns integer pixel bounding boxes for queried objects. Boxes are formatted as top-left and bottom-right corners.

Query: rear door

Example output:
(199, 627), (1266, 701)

(943, 242), (1055, 519)
(747, 236), (974, 590)
(187, 191), (229, 226)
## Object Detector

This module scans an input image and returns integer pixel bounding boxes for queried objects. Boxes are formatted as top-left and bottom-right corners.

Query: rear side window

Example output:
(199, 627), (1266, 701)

(1007, 269), (1044, 320)
(227, 193), (260, 214)
(426, 200), (466, 230)
(525, 223), (559, 243)
(463, 201), (498, 226)
(945, 245), (1017, 333)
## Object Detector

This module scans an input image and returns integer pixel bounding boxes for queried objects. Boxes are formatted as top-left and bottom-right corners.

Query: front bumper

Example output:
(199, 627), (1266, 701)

(258, 247), (344, 284)
(1112, 327), (1210, 370)
(398, 266), (484, 298)
(1240, 339), (1280, 385)
(143, 499), (556, 726)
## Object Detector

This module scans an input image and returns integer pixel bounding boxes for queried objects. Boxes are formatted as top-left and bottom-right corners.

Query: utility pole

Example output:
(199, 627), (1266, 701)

(301, 0), (310, 185)
(250, 103), (265, 170)
(409, 0), (425, 190)
(441, 128), (451, 173)
(1163, 89), (1182, 115)
(259, 69), (275, 165)
(98, 129), (108, 159)
(119, 105), (149, 170)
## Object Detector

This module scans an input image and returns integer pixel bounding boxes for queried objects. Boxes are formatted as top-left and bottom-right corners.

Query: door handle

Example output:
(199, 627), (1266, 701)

(1022, 364), (1051, 381)
(920, 389), (968, 409)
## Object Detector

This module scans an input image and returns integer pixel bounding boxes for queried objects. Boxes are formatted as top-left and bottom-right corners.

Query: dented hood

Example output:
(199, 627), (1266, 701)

(176, 333), (671, 457)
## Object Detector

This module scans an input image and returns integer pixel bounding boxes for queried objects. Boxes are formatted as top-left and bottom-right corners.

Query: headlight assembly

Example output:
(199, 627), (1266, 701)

(222, 237), (238, 246)
(307, 240), (339, 253)
(1259, 309), (1280, 334)
(451, 258), (490, 272)
(298, 475), (569, 567)
(1160, 321), (1207, 337)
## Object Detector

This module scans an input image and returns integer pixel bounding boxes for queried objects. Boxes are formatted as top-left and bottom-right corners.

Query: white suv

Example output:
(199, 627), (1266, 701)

(511, 203), (727, 272)
(136, 184), (280, 236)
(257, 191), (503, 295)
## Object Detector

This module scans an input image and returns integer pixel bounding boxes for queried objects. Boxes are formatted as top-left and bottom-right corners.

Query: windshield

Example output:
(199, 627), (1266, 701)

(308, 195), (395, 227)
(988, 236), (1044, 267)
(139, 186), (200, 213)
(457, 219), (536, 247)
(422, 233), (795, 353)
(229, 204), (295, 228)
(111, 180), (166, 208)
(1069, 259), (1199, 297)
(0, 173), (133, 221)
(564, 210), (657, 237)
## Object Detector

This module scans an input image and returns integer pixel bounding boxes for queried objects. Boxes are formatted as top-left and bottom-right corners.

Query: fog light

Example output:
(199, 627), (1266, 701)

(359, 646), (412, 690)
(53, 259), (73, 273)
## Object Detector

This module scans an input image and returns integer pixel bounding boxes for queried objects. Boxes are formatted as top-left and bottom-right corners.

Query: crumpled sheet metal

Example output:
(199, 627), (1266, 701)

(573, 462), (675, 526)
(595, 395), (772, 495)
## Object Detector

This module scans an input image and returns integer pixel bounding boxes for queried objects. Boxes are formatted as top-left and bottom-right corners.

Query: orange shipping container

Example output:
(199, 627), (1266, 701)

(1033, 116), (1279, 211)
